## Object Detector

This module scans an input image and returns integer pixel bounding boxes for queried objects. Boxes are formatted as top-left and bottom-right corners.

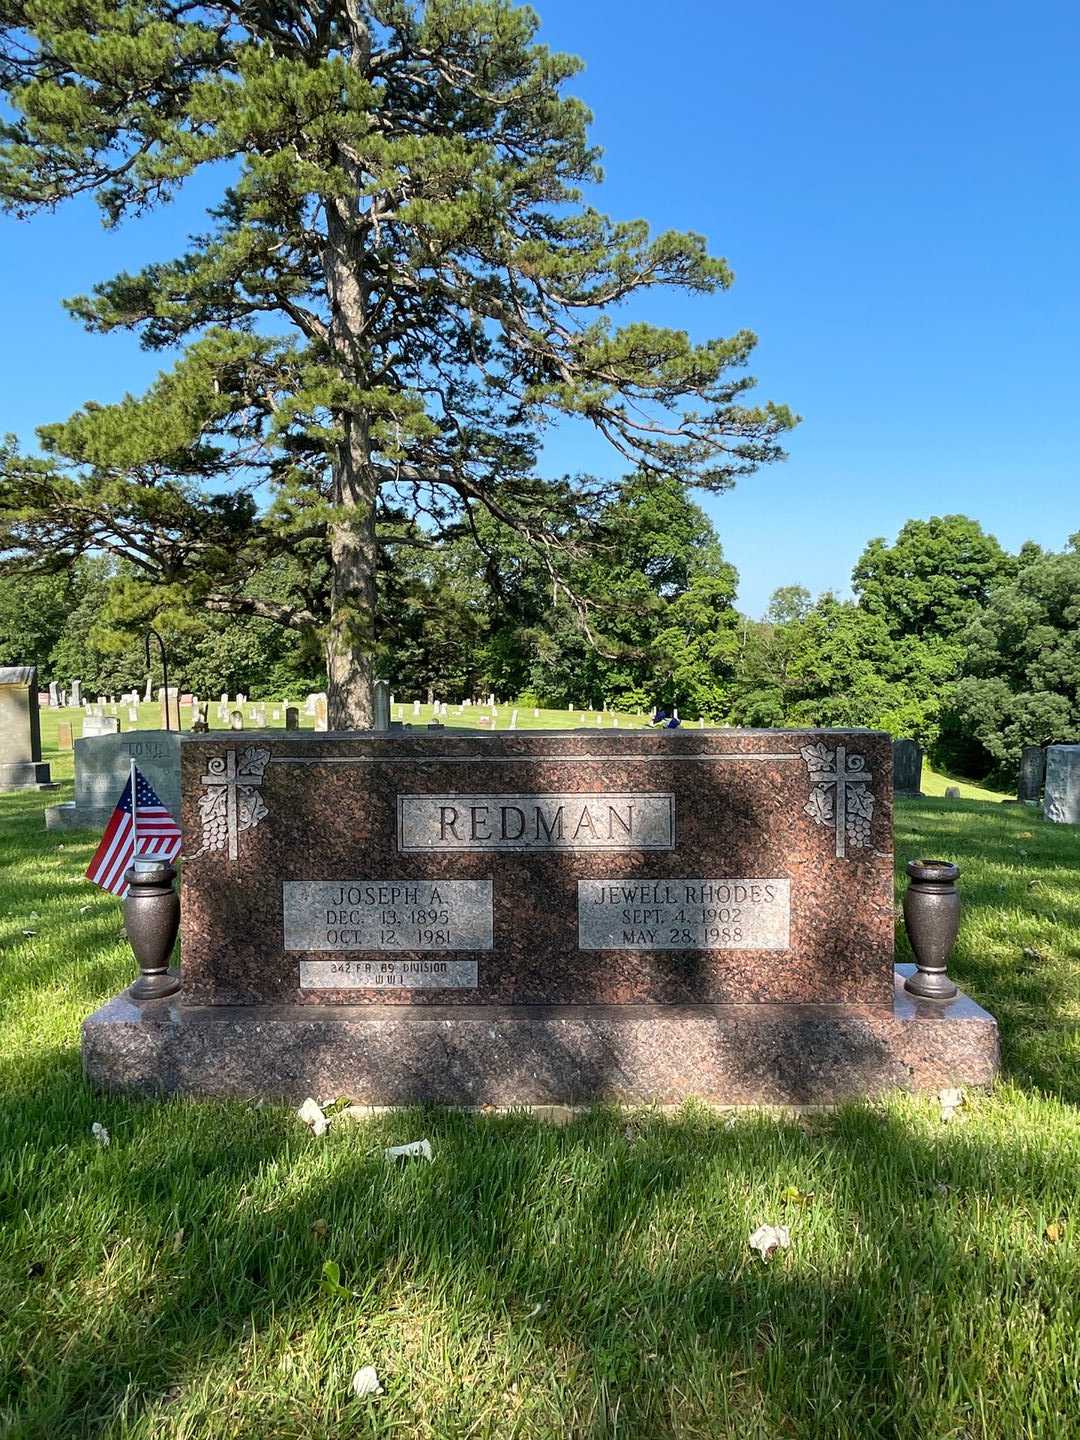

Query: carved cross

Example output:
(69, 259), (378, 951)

(196, 746), (270, 861)
(801, 743), (874, 859)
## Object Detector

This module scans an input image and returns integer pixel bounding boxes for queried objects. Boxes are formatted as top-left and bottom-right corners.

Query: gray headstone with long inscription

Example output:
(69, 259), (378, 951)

(1043, 745), (1080, 824)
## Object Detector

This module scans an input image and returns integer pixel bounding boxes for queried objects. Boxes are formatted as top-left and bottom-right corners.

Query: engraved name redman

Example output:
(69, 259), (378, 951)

(398, 792), (675, 851)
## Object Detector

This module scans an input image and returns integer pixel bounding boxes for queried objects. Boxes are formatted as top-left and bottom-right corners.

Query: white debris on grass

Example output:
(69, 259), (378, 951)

(351, 1366), (384, 1398)
(748, 1224), (790, 1261)
(91, 1122), (110, 1147)
(297, 1097), (329, 1136)
(383, 1139), (433, 1162)
(938, 1087), (965, 1122)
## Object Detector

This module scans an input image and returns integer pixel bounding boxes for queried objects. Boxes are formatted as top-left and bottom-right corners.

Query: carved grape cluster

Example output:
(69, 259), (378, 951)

(191, 746), (271, 858)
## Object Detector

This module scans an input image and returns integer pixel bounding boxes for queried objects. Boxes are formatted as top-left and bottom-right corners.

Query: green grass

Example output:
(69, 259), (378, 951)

(921, 762), (1010, 803)
(1, 724), (1078, 1437)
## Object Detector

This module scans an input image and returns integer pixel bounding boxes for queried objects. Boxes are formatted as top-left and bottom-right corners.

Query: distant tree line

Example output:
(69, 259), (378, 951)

(0, 494), (1074, 788)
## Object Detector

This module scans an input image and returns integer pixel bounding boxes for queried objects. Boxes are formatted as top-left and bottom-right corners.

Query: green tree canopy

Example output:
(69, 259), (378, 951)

(938, 536), (1080, 783)
(0, 0), (794, 725)
(0, 568), (70, 677)
(853, 515), (1013, 641)
(730, 590), (960, 742)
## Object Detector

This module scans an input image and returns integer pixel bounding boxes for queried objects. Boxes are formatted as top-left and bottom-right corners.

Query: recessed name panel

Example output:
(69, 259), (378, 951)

(578, 879), (790, 951)
(398, 792), (675, 851)
(283, 879), (493, 952)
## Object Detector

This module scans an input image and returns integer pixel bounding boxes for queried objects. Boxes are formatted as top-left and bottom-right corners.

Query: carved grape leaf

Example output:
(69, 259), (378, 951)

(847, 785), (875, 822)
(804, 789), (833, 826)
(800, 742), (834, 773)
(238, 746), (270, 782)
(237, 788), (268, 833)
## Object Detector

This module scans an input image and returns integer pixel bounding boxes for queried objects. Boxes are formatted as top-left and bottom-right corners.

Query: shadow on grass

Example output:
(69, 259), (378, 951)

(1, 1044), (1076, 1438)
(1, 782), (1078, 1434)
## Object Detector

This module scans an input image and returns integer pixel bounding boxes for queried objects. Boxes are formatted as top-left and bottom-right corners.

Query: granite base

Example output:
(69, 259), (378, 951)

(83, 966), (998, 1106)
(45, 801), (113, 831)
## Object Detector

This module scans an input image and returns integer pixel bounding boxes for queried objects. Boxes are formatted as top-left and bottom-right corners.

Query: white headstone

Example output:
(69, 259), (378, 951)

(509, 709), (518, 729)
(82, 714), (121, 738)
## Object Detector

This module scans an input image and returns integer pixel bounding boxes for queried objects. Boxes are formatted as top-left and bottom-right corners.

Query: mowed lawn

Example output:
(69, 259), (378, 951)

(1, 720), (1078, 1438)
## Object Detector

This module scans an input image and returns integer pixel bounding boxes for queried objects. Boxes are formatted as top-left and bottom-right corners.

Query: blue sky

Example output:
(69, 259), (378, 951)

(2, 0), (1077, 615)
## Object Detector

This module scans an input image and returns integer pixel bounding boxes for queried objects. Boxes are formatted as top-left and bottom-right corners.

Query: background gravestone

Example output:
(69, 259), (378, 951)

(313, 694), (328, 731)
(46, 730), (181, 830)
(158, 686), (180, 730)
(1042, 745), (1080, 824)
(0, 666), (55, 790)
(891, 739), (923, 796)
(83, 715), (120, 738)
(1018, 746), (1046, 805)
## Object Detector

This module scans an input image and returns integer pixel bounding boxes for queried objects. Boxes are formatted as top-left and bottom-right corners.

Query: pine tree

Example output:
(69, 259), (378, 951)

(0, 0), (795, 725)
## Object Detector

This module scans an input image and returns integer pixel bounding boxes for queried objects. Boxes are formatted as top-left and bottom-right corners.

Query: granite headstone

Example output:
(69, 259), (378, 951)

(83, 715), (121, 738)
(84, 728), (999, 1105)
(1018, 746), (1046, 805)
(46, 729), (181, 830)
(0, 666), (54, 790)
(892, 739), (923, 797)
(1043, 745), (1080, 824)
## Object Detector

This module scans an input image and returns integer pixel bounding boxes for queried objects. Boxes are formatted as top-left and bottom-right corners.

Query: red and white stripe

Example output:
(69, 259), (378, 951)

(85, 775), (182, 898)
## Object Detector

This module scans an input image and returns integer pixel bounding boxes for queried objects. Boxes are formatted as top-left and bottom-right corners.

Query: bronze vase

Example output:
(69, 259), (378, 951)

(903, 859), (960, 999)
(124, 859), (181, 1000)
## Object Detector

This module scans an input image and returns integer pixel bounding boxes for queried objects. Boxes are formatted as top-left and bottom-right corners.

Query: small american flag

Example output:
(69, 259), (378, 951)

(85, 767), (182, 897)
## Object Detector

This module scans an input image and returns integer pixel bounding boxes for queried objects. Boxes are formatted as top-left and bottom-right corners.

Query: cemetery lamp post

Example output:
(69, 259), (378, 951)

(144, 628), (172, 731)
(903, 860), (960, 999)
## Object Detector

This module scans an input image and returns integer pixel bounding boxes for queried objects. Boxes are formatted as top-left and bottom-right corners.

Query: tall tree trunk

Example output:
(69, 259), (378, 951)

(326, 417), (377, 730)
(322, 0), (376, 731)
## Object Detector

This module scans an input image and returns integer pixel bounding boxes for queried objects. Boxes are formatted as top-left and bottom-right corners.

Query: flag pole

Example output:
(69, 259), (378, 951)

(130, 758), (138, 862)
